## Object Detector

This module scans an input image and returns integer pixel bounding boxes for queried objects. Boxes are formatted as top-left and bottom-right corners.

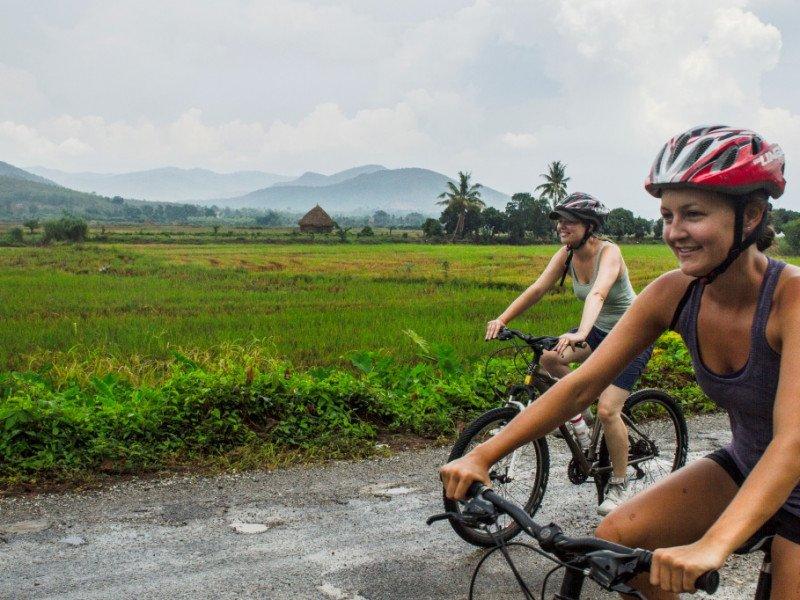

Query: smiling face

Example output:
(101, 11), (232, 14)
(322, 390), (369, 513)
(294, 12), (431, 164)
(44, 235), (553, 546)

(660, 189), (736, 276)
(556, 216), (588, 246)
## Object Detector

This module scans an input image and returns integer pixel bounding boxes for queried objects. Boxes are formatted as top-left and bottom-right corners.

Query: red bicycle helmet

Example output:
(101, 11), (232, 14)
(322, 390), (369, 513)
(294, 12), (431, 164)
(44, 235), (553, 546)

(645, 125), (785, 199)
(645, 125), (786, 283)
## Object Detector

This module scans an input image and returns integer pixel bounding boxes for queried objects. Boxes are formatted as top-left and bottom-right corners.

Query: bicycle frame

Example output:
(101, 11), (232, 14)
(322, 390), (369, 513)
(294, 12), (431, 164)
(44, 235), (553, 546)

(504, 360), (664, 488)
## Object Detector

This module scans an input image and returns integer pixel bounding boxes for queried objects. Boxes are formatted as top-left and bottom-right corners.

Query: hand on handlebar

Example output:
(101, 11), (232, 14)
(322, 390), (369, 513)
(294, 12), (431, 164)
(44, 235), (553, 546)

(439, 452), (492, 501)
(485, 318), (506, 341)
(650, 540), (727, 594)
(553, 332), (586, 356)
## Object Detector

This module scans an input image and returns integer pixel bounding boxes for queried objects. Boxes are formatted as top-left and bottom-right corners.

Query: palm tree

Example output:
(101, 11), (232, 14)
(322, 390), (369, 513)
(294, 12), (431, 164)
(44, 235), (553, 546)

(437, 171), (485, 240)
(535, 160), (570, 209)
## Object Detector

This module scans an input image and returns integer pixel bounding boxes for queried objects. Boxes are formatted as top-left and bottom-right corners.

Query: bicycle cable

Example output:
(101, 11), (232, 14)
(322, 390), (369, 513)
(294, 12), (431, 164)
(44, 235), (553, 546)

(540, 563), (565, 600)
(468, 521), (591, 600)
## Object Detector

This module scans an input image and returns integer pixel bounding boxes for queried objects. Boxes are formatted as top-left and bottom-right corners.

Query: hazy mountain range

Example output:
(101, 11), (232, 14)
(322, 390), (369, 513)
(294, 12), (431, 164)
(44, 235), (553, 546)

(28, 166), (291, 203)
(0, 161), (57, 187)
(23, 163), (512, 214)
(215, 167), (510, 213)
(271, 164), (386, 188)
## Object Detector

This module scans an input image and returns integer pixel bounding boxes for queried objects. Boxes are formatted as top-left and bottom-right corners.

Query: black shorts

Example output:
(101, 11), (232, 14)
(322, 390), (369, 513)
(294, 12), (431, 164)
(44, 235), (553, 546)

(706, 448), (800, 546)
(567, 325), (653, 391)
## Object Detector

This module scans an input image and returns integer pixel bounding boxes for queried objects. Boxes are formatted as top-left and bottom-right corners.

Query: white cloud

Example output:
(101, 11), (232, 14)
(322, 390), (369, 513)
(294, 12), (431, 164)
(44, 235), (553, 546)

(0, 102), (437, 174)
(1, 0), (799, 212)
(501, 132), (536, 149)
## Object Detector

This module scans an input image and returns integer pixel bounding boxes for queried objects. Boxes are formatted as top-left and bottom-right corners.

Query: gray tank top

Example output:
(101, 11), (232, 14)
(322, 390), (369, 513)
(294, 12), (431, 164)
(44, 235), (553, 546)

(569, 242), (636, 332)
(674, 258), (800, 516)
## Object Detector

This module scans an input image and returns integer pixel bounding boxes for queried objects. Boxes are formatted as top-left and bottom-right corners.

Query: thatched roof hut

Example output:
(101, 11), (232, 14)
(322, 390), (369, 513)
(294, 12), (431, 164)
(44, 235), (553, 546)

(298, 204), (334, 233)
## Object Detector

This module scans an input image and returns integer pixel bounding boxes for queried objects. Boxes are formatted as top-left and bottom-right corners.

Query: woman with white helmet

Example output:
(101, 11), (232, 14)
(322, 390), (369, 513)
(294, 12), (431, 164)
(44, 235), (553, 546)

(443, 125), (800, 596)
(485, 192), (653, 516)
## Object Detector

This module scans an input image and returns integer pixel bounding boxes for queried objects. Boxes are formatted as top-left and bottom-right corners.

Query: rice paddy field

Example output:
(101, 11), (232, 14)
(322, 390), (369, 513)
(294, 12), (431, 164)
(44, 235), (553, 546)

(3, 241), (798, 483)
(0, 241), (745, 379)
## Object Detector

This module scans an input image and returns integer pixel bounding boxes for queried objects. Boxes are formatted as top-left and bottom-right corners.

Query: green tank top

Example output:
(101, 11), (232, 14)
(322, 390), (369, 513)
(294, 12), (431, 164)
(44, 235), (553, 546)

(569, 241), (636, 333)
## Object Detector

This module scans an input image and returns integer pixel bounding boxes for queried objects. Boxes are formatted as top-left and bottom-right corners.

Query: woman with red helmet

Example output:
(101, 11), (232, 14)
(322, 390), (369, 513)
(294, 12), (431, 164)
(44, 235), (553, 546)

(485, 191), (653, 516)
(442, 125), (800, 596)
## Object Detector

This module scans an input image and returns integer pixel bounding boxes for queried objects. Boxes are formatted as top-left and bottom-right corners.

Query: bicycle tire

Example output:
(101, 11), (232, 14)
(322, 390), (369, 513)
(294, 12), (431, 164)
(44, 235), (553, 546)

(443, 406), (550, 547)
(596, 388), (688, 503)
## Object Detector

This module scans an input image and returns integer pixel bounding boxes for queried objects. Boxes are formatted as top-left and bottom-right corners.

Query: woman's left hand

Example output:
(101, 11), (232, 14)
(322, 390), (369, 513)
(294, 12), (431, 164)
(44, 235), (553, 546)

(650, 541), (727, 594)
(554, 332), (585, 356)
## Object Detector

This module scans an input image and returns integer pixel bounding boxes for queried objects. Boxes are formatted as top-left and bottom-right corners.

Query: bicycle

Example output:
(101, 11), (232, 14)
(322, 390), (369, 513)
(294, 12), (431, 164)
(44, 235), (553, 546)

(444, 327), (688, 547)
(429, 482), (720, 599)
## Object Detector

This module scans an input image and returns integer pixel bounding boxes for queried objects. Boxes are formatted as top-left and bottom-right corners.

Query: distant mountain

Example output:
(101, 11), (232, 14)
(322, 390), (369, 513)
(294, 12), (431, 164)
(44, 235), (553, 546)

(272, 164), (387, 188)
(0, 160), (214, 222)
(27, 166), (292, 202)
(215, 167), (511, 214)
(0, 161), (57, 186)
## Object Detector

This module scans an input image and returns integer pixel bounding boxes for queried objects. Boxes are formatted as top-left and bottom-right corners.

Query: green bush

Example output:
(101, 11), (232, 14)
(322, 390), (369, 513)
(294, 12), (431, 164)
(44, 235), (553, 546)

(782, 218), (800, 255)
(0, 331), (710, 482)
(7, 227), (24, 245)
(42, 217), (89, 242)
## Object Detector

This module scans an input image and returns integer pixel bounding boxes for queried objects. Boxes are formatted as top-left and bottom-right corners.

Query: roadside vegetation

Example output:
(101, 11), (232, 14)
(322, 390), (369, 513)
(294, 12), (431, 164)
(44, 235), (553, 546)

(2, 242), (798, 488)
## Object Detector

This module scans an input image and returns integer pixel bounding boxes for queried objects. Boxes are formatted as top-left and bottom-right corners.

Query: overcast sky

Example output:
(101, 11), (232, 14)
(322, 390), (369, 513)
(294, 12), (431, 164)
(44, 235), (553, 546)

(1, 0), (798, 216)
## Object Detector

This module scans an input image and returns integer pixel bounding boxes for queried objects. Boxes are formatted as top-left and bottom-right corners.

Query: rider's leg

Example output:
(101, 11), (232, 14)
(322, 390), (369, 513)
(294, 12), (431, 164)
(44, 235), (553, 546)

(770, 534), (800, 600)
(595, 458), (738, 599)
(596, 384), (629, 479)
(541, 345), (592, 379)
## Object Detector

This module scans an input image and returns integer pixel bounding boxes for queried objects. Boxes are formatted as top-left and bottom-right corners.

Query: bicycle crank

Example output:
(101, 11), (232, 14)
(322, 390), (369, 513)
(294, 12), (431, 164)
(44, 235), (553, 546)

(567, 458), (588, 484)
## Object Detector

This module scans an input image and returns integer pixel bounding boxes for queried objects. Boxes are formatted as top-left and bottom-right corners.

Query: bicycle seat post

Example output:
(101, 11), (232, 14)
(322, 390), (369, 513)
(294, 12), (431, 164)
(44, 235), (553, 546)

(754, 545), (772, 600)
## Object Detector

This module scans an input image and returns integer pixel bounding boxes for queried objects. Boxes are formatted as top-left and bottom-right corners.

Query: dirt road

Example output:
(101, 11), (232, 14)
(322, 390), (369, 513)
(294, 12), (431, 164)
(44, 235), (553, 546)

(0, 413), (759, 599)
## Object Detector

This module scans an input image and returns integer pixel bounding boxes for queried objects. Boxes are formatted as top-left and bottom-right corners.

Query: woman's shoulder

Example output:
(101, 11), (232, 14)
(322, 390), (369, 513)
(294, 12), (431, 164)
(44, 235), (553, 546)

(773, 262), (800, 316)
(595, 240), (622, 263)
(639, 269), (696, 306)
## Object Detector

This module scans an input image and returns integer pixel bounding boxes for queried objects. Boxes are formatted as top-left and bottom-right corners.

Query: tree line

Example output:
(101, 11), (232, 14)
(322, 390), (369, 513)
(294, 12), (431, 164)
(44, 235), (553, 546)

(428, 163), (659, 243)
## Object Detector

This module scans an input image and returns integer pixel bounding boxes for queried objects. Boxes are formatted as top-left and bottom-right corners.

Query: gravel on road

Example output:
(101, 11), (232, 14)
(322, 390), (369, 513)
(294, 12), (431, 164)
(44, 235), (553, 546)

(0, 413), (760, 599)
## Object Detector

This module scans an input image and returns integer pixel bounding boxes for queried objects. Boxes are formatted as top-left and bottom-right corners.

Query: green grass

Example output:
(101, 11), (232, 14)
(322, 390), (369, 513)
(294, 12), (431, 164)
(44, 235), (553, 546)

(0, 243), (682, 378)
(3, 241), (795, 485)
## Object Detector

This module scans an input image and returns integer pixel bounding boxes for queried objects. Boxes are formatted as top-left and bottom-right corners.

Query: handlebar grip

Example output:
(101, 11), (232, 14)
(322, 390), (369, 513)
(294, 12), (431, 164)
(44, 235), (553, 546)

(640, 551), (719, 594)
(694, 571), (720, 594)
(466, 481), (487, 498)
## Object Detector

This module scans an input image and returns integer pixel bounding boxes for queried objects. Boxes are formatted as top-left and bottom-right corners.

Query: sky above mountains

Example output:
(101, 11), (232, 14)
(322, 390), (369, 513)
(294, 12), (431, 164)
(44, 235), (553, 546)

(1, 0), (798, 216)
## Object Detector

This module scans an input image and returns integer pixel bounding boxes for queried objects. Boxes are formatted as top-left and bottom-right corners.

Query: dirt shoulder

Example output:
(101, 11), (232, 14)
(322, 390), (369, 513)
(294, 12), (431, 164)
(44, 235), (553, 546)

(0, 413), (758, 599)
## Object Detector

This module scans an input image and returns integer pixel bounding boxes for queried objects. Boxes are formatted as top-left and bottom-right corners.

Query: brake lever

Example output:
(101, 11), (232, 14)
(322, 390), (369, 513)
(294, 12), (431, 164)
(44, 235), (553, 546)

(586, 550), (647, 599)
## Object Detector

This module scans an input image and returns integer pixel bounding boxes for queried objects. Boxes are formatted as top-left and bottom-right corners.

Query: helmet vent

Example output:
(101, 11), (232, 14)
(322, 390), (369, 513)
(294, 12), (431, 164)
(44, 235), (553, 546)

(669, 133), (690, 167)
(714, 146), (738, 172)
(751, 137), (763, 155)
(680, 138), (714, 173)
(653, 144), (667, 173)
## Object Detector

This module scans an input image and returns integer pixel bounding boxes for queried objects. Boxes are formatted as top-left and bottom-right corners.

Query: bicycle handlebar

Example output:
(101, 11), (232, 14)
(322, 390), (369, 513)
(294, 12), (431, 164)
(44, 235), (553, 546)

(439, 482), (719, 595)
(495, 327), (586, 351)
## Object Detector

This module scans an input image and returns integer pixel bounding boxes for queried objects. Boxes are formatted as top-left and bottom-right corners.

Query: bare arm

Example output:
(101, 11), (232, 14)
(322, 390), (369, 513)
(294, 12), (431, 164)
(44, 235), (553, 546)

(554, 244), (624, 354)
(575, 244), (622, 337)
(486, 247), (570, 339)
(445, 271), (685, 500)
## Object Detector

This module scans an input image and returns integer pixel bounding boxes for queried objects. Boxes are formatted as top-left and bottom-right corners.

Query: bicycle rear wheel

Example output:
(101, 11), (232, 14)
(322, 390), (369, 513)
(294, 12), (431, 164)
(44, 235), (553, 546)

(596, 388), (688, 503)
(443, 406), (550, 547)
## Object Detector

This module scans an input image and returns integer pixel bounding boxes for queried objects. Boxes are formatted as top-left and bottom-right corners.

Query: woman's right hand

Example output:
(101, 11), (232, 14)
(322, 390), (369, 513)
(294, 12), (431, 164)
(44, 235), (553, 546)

(439, 452), (492, 500)
(485, 318), (506, 340)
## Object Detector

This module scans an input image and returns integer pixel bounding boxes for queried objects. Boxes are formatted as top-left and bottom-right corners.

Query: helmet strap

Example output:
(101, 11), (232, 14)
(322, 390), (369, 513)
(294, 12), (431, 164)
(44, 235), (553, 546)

(560, 224), (594, 286)
(701, 205), (767, 284)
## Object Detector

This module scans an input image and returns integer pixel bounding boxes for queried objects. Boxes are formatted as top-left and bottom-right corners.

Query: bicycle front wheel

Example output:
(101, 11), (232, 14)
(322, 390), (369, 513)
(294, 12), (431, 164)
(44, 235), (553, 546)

(597, 388), (688, 503)
(443, 406), (550, 547)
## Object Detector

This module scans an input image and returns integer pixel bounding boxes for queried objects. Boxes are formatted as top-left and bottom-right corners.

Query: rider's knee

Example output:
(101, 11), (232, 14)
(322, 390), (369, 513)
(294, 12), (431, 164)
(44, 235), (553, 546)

(541, 350), (564, 370)
(596, 399), (622, 424)
(595, 513), (626, 544)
